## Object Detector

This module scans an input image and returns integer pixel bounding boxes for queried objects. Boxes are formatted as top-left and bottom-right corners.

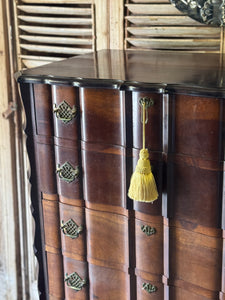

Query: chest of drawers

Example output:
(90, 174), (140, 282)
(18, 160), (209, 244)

(17, 50), (225, 300)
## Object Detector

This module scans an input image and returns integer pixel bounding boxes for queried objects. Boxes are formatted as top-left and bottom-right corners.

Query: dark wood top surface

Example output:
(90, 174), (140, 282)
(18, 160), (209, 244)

(16, 50), (225, 96)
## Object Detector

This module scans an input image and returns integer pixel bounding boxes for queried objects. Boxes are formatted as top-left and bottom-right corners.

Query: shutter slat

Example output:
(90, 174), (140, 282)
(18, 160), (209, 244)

(22, 59), (55, 68)
(127, 26), (220, 37)
(19, 25), (92, 36)
(125, 4), (183, 15)
(21, 0), (92, 3)
(130, 0), (169, 2)
(16, 2), (95, 67)
(19, 54), (63, 61)
(126, 38), (220, 50)
(125, 1), (221, 52)
(125, 16), (204, 26)
(20, 44), (93, 54)
(18, 15), (92, 25)
(20, 35), (92, 45)
(17, 5), (92, 15)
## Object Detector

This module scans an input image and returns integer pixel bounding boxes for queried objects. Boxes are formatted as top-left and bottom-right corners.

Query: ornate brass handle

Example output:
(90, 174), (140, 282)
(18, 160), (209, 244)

(61, 219), (83, 239)
(139, 97), (154, 124)
(53, 100), (77, 124)
(56, 162), (79, 183)
(65, 272), (87, 291)
(142, 282), (157, 293)
(141, 225), (156, 236)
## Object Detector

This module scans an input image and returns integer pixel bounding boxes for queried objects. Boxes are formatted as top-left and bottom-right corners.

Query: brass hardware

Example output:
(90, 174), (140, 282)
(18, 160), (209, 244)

(141, 225), (156, 236)
(53, 101), (77, 124)
(142, 282), (157, 294)
(139, 97), (154, 108)
(65, 272), (87, 291)
(56, 162), (79, 183)
(139, 97), (154, 124)
(61, 219), (83, 239)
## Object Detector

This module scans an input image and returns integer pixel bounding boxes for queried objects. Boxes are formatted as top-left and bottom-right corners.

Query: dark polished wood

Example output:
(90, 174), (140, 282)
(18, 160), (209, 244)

(59, 202), (86, 261)
(55, 144), (82, 201)
(33, 84), (53, 136)
(82, 141), (127, 207)
(172, 94), (222, 160)
(86, 208), (129, 270)
(17, 50), (225, 300)
(16, 50), (225, 96)
(170, 226), (222, 293)
(42, 199), (61, 251)
(52, 85), (80, 141)
(135, 214), (163, 276)
(46, 252), (64, 299)
(88, 263), (130, 300)
(80, 87), (126, 146)
(63, 256), (89, 300)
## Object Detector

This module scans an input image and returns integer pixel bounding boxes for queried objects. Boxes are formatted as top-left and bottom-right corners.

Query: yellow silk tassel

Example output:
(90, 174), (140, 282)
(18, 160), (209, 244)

(128, 100), (158, 202)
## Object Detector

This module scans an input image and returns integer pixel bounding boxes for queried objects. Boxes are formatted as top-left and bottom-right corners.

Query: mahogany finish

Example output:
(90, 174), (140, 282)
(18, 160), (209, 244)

(63, 257), (89, 300)
(82, 141), (126, 207)
(135, 215), (163, 276)
(59, 202), (86, 261)
(86, 208), (129, 270)
(55, 144), (82, 200)
(46, 252), (64, 299)
(88, 264), (130, 300)
(17, 50), (225, 300)
(51, 85), (80, 141)
(42, 199), (61, 251)
(80, 88), (126, 146)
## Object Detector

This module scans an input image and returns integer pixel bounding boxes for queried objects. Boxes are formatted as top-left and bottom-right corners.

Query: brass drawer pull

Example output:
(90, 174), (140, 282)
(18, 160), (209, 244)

(53, 100), (77, 124)
(56, 162), (79, 183)
(141, 225), (156, 236)
(61, 219), (83, 239)
(142, 282), (157, 294)
(139, 97), (154, 124)
(65, 272), (87, 291)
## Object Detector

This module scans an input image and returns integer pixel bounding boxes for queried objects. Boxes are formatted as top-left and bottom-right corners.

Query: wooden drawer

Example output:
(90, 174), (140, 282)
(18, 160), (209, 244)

(36, 141), (57, 194)
(169, 154), (222, 228)
(86, 208), (129, 270)
(132, 91), (162, 152)
(80, 87), (126, 146)
(42, 198), (61, 251)
(172, 94), (221, 160)
(63, 256), (89, 300)
(55, 144), (82, 202)
(82, 141), (126, 207)
(88, 263), (130, 300)
(135, 213), (163, 276)
(33, 84), (53, 136)
(136, 272), (163, 300)
(170, 225), (222, 293)
(59, 202), (86, 261)
(169, 284), (219, 300)
(46, 251), (64, 299)
(52, 85), (80, 140)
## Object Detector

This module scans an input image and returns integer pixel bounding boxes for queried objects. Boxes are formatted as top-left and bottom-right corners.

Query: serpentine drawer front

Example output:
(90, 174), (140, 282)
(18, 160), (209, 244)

(17, 50), (225, 300)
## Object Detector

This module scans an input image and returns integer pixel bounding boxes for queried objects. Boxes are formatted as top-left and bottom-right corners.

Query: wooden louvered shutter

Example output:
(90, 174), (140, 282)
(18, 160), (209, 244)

(125, 0), (221, 52)
(14, 0), (95, 68)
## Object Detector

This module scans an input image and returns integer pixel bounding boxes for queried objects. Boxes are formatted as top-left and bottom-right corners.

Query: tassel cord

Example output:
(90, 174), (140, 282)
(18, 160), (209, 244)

(142, 101), (146, 150)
